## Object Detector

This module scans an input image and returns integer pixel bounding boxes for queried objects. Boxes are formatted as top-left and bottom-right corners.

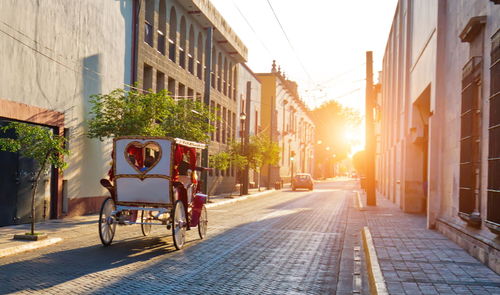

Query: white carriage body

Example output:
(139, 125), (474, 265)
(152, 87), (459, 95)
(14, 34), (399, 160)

(114, 137), (173, 205)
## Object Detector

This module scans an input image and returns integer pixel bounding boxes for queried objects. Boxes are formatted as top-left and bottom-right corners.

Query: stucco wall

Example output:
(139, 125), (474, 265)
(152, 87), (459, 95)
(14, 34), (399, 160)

(0, 0), (132, 205)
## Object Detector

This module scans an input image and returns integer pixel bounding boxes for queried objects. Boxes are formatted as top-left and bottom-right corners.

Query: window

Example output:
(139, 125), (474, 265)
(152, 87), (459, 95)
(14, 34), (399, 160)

(168, 8), (177, 62)
(222, 107), (227, 144)
(156, 71), (165, 92)
(179, 17), (187, 69)
(178, 83), (186, 99)
(168, 77), (176, 97)
(188, 25), (195, 74)
(143, 64), (153, 92)
(144, 0), (154, 47)
(487, 29), (500, 230)
(223, 58), (228, 96)
(158, 0), (166, 54)
(216, 104), (221, 142)
(197, 32), (204, 80)
(217, 53), (222, 91)
(458, 16), (485, 224)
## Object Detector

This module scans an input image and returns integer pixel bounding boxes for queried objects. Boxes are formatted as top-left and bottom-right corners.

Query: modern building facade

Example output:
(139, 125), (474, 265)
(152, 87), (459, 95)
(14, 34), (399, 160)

(0, 0), (134, 223)
(133, 0), (248, 195)
(377, 0), (499, 272)
(256, 61), (315, 187)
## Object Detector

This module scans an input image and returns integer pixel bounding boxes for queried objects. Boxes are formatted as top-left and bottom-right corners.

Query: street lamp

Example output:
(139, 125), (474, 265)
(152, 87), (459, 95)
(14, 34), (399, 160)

(239, 112), (246, 196)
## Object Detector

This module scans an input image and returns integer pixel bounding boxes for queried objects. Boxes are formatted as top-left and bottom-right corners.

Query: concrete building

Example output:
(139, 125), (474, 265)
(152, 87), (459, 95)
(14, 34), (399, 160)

(133, 0), (248, 195)
(0, 0), (134, 223)
(256, 61), (315, 187)
(377, 0), (499, 272)
(237, 63), (262, 188)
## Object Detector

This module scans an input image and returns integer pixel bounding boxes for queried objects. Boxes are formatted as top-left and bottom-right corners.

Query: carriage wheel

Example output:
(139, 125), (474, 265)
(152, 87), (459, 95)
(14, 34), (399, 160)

(198, 205), (208, 239)
(141, 210), (152, 236)
(172, 200), (187, 250)
(98, 197), (116, 246)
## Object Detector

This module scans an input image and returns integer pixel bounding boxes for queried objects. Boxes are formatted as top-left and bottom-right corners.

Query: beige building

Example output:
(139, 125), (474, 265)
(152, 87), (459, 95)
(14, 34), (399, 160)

(256, 61), (315, 186)
(134, 0), (248, 195)
(0, 0), (134, 222)
(378, 0), (499, 272)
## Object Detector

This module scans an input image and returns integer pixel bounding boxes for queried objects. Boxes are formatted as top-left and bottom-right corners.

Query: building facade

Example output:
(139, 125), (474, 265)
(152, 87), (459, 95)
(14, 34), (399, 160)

(237, 63), (262, 188)
(134, 0), (248, 195)
(0, 0), (134, 222)
(377, 0), (499, 272)
(256, 61), (315, 187)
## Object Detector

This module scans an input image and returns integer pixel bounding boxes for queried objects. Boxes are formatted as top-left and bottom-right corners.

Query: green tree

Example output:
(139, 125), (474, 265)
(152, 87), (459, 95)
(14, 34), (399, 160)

(87, 88), (216, 143)
(0, 122), (68, 235)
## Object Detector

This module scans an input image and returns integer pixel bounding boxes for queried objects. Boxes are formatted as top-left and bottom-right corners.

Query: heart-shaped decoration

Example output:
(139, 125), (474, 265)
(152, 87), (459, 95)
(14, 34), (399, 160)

(124, 141), (162, 174)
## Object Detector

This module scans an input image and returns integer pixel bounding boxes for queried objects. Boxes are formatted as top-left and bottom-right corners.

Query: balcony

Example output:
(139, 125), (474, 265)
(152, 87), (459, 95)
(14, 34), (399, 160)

(144, 22), (153, 47)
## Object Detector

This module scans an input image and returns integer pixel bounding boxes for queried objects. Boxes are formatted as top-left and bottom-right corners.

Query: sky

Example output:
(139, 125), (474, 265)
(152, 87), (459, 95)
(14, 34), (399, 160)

(210, 0), (398, 113)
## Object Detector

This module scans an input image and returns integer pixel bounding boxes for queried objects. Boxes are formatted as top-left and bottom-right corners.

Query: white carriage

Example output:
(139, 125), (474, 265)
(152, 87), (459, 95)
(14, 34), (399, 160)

(98, 136), (208, 250)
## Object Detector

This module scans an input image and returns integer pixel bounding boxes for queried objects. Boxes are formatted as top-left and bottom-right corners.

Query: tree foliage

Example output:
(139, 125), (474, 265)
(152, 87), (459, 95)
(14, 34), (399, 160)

(87, 88), (216, 143)
(209, 134), (280, 172)
(0, 122), (68, 234)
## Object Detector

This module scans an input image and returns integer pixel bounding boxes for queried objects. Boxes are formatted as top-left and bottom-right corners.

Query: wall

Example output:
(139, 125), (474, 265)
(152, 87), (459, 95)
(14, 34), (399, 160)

(0, 0), (133, 216)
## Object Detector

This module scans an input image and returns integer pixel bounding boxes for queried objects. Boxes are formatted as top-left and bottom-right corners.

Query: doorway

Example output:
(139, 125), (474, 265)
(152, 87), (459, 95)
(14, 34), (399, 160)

(0, 119), (54, 226)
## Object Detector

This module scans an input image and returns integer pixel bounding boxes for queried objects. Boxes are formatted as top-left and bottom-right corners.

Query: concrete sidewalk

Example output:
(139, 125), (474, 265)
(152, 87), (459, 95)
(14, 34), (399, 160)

(0, 188), (278, 258)
(359, 192), (500, 294)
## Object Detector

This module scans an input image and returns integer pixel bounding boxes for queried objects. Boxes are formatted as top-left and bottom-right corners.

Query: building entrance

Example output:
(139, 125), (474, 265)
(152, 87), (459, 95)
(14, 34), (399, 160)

(0, 119), (54, 226)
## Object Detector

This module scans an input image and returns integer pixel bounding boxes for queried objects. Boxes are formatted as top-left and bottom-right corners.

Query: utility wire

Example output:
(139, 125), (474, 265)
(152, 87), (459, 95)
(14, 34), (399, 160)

(264, 0), (314, 83)
(231, 0), (274, 58)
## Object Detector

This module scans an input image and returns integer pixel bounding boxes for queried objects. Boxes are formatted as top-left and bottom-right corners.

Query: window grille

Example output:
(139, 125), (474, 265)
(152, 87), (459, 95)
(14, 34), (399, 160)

(459, 56), (482, 215)
(487, 30), (500, 227)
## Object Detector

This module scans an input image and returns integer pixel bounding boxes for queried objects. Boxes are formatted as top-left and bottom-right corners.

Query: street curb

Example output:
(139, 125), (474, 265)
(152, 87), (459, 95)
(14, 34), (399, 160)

(0, 237), (63, 258)
(356, 191), (365, 211)
(361, 226), (388, 295)
(206, 189), (278, 209)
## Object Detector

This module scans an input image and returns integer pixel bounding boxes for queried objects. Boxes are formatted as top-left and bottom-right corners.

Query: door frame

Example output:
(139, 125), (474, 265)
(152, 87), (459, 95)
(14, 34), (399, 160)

(0, 97), (65, 219)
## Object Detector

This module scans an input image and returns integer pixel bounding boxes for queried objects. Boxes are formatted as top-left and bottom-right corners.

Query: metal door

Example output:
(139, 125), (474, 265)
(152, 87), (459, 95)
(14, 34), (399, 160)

(0, 121), (19, 226)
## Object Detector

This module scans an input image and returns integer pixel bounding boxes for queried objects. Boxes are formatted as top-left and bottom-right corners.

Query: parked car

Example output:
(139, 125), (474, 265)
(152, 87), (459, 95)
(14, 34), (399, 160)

(292, 173), (314, 191)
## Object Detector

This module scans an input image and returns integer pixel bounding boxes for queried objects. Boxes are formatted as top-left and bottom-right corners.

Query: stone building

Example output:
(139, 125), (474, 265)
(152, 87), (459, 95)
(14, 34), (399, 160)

(0, 0), (134, 222)
(133, 0), (248, 195)
(377, 0), (499, 272)
(256, 62), (315, 187)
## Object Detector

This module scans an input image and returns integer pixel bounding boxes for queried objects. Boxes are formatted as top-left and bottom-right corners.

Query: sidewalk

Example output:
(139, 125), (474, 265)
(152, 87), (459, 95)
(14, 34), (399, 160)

(359, 192), (500, 294)
(0, 188), (278, 258)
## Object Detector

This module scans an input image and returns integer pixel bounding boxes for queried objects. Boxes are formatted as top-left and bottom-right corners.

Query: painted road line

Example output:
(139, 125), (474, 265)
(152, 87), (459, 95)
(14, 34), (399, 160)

(361, 226), (388, 295)
(0, 237), (63, 258)
(206, 189), (277, 209)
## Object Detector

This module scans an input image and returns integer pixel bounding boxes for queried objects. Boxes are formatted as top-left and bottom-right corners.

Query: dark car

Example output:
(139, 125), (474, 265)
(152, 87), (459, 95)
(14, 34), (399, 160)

(292, 173), (314, 191)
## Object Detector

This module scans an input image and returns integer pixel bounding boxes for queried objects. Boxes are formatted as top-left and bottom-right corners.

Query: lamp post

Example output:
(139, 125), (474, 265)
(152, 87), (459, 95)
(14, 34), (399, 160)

(239, 112), (246, 196)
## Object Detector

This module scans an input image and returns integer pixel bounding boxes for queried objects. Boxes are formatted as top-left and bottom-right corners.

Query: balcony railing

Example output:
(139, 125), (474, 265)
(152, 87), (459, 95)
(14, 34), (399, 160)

(144, 22), (153, 47)
(157, 30), (165, 55)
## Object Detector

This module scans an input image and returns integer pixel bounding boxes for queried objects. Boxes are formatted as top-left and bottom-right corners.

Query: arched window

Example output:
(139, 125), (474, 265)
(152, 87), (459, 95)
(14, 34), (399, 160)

(223, 58), (228, 96)
(188, 25), (195, 74)
(158, 0), (166, 54)
(168, 7), (177, 62)
(197, 32), (204, 80)
(144, 0), (154, 47)
(217, 53), (222, 91)
(179, 16), (187, 68)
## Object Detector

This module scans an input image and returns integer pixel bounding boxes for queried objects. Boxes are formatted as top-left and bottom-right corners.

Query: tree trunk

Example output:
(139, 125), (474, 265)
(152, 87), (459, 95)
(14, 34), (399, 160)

(31, 152), (50, 235)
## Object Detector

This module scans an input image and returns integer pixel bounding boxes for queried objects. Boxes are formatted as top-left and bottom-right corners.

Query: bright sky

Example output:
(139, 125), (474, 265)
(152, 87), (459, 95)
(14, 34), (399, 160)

(210, 0), (398, 153)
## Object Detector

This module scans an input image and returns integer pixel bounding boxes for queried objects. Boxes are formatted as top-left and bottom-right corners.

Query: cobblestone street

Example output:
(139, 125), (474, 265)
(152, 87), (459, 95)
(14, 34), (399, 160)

(0, 180), (363, 294)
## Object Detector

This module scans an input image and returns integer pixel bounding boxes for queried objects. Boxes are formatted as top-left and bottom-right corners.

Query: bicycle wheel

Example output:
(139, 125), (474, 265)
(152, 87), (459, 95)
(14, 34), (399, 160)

(141, 210), (152, 236)
(172, 200), (187, 250)
(198, 205), (208, 239)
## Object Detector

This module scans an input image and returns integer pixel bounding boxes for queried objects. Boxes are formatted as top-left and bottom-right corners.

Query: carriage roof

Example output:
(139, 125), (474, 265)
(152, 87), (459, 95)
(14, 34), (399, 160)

(114, 136), (206, 149)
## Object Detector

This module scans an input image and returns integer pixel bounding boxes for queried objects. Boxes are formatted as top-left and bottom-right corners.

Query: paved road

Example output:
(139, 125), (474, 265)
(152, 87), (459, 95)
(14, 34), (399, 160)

(0, 180), (363, 294)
